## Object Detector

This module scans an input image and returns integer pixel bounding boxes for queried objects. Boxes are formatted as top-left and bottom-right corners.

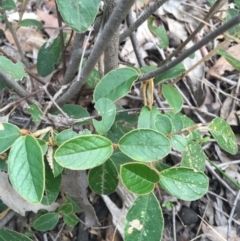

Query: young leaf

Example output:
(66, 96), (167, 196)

(55, 135), (113, 170)
(59, 203), (73, 215)
(88, 159), (118, 195)
(181, 142), (206, 172)
(159, 167), (208, 201)
(56, 0), (101, 32)
(155, 114), (172, 135)
(148, 16), (168, 49)
(124, 193), (163, 241)
(181, 115), (201, 141)
(8, 136), (44, 203)
(0, 228), (31, 241)
(170, 135), (188, 152)
(63, 213), (80, 227)
(41, 162), (61, 206)
(208, 117), (238, 155)
(162, 84), (183, 113)
(138, 106), (159, 129)
(120, 163), (159, 195)
(119, 129), (171, 162)
(93, 98), (116, 135)
(93, 67), (139, 102)
(37, 35), (63, 77)
(66, 196), (82, 213)
(0, 56), (28, 81)
(33, 213), (59, 231)
(154, 63), (185, 84)
(0, 123), (20, 154)
(2, 0), (16, 10)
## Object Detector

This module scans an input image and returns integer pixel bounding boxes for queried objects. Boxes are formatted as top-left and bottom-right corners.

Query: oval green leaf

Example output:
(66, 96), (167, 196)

(165, 112), (183, 132)
(181, 142), (206, 172)
(119, 129), (171, 162)
(120, 163), (159, 195)
(162, 84), (183, 113)
(8, 136), (44, 203)
(33, 213), (59, 231)
(63, 212), (80, 227)
(0, 123), (20, 154)
(0, 56), (27, 81)
(20, 19), (43, 29)
(93, 98), (116, 135)
(55, 129), (78, 146)
(159, 167), (208, 201)
(59, 203), (73, 215)
(124, 193), (163, 241)
(88, 159), (118, 195)
(56, 0), (101, 32)
(138, 106), (159, 129)
(55, 135), (113, 170)
(155, 114), (172, 135)
(208, 117), (237, 155)
(0, 228), (31, 241)
(93, 67), (139, 102)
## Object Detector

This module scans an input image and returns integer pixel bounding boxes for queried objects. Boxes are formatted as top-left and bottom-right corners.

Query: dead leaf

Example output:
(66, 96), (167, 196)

(0, 171), (59, 216)
(208, 44), (240, 77)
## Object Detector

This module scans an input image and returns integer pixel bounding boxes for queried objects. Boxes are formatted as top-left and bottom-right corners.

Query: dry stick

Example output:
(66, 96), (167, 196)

(161, 0), (228, 66)
(56, 0), (136, 107)
(227, 190), (240, 241)
(119, 0), (169, 42)
(56, 3), (67, 75)
(62, 33), (85, 85)
(138, 13), (240, 82)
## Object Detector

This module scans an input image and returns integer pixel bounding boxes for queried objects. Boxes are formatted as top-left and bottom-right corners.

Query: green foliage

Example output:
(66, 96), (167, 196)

(20, 19), (43, 29)
(1, 2), (239, 241)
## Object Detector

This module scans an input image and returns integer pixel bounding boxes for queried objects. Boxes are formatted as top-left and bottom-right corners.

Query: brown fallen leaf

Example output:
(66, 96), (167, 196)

(0, 171), (59, 216)
(208, 44), (240, 77)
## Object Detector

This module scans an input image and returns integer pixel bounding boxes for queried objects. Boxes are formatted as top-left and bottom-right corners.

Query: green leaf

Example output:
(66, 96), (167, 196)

(2, 0), (16, 10)
(0, 79), (8, 90)
(41, 162), (61, 205)
(0, 123), (20, 154)
(165, 112), (183, 132)
(217, 49), (240, 71)
(140, 65), (157, 74)
(59, 203), (73, 215)
(159, 167), (208, 201)
(93, 67), (139, 102)
(66, 196), (82, 213)
(63, 213), (79, 227)
(181, 142), (206, 172)
(55, 135), (113, 170)
(20, 19), (43, 29)
(181, 115), (201, 141)
(0, 56), (28, 81)
(208, 117), (238, 155)
(0, 228), (31, 241)
(155, 114), (172, 135)
(33, 213), (59, 231)
(87, 67), (100, 88)
(121, 163), (159, 195)
(37, 35), (63, 77)
(8, 136), (44, 203)
(124, 193), (163, 241)
(148, 16), (168, 49)
(154, 63), (185, 84)
(37, 139), (48, 156)
(225, 9), (240, 35)
(56, 0), (101, 32)
(155, 161), (169, 172)
(28, 104), (43, 123)
(88, 159), (118, 195)
(207, 0), (216, 6)
(138, 106), (159, 129)
(162, 84), (183, 113)
(170, 135), (188, 152)
(235, 0), (240, 9)
(93, 98), (116, 135)
(55, 129), (78, 146)
(57, 104), (90, 125)
(119, 129), (171, 162)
